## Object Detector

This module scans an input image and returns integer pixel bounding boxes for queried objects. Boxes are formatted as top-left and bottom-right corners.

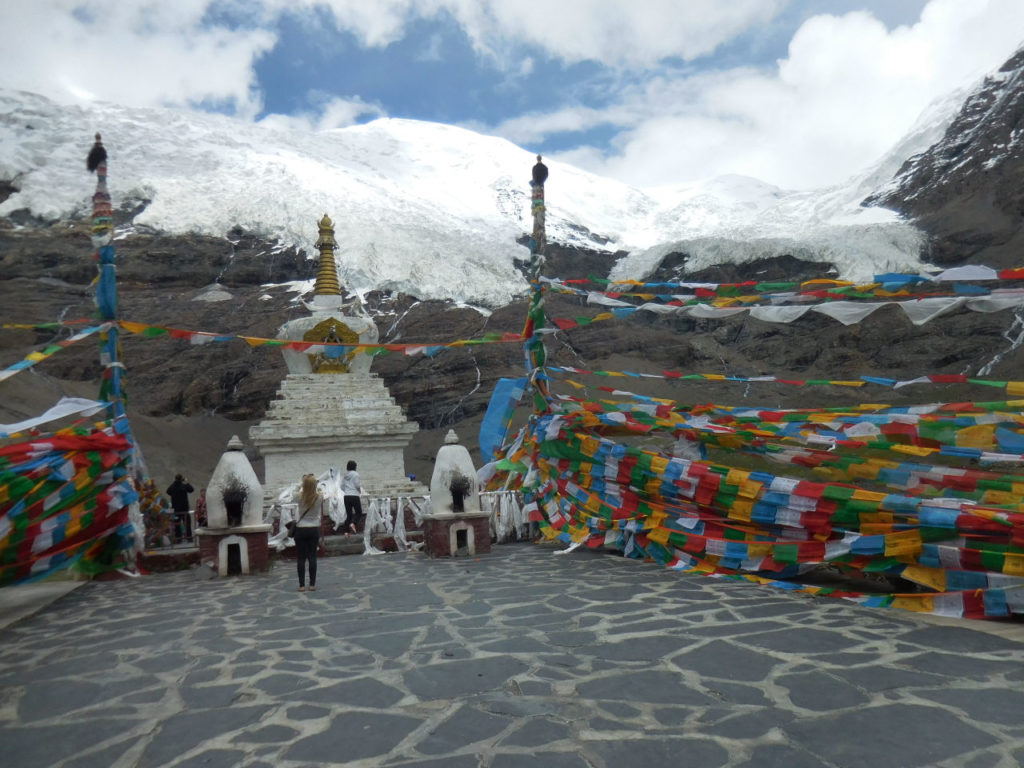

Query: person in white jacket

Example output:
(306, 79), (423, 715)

(341, 460), (364, 535)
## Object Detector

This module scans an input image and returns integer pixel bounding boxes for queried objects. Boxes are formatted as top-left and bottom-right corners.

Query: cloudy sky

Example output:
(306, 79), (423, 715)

(5, 0), (1023, 189)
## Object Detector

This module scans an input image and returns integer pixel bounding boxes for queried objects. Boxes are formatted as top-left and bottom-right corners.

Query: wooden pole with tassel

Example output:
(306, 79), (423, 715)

(522, 154), (551, 412)
(87, 132), (125, 419)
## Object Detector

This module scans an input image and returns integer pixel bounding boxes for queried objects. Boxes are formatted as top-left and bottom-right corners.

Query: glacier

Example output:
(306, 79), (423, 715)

(0, 87), (962, 306)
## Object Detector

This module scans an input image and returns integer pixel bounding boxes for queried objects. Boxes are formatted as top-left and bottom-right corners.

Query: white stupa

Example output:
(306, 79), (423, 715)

(250, 214), (422, 502)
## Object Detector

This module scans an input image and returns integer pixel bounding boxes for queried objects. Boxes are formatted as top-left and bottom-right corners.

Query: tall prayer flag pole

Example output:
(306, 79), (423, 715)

(523, 155), (550, 412)
(88, 133), (125, 418)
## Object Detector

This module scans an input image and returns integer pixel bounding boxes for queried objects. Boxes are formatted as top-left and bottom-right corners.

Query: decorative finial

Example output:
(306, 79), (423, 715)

(313, 213), (342, 296)
(227, 435), (244, 451)
(532, 155), (548, 186)
(87, 132), (107, 173)
(445, 429), (459, 445)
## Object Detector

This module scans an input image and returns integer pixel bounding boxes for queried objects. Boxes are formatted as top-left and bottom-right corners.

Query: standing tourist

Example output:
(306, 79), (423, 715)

(166, 474), (194, 543)
(293, 473), (323, 592)
(341, 460), (364, 535)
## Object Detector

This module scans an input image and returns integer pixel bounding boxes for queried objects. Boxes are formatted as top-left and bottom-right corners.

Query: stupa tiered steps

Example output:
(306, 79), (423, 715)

(250, 373), (420, 500)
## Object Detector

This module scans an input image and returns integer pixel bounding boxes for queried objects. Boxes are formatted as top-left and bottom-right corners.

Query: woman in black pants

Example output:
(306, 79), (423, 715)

(293, 473), (323, 592)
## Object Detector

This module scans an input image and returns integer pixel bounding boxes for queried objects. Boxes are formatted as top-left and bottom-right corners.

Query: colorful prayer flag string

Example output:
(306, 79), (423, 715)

(0, 324), (108, 383)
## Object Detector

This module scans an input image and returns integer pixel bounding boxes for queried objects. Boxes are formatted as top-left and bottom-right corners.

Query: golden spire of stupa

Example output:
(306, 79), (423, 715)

(314, 213), (341, 296)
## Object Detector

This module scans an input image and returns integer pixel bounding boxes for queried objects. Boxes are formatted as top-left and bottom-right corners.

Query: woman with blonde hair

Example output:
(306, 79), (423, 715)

(292, 473), (323, 592)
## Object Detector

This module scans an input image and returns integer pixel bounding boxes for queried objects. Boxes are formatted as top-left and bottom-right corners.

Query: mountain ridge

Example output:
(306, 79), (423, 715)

(0, 80), (956, 306)
(866, 46), (1024, 269)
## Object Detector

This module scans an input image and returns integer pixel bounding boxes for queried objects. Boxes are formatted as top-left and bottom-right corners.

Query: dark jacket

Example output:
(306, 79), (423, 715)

(532, 161), (549, 186)
(166, 479), (194, 512)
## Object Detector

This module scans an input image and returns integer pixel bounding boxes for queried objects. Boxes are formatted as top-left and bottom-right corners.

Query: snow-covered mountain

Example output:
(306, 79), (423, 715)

(866, 46), (1024, 269)
(0, 78), (970, 305)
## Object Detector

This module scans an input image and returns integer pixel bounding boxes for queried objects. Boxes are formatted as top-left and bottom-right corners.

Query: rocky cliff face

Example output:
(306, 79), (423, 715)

(3, 211), (1020, 428)
(866, 46), (1024, 268)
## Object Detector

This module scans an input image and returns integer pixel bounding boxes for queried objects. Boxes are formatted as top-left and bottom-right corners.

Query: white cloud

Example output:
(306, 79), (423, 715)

(1, 1), (275, 117)
(4, 0), (1022, 194)
(258, 94), (384, 132)
(435, 0), (789, 67)
(258, 0), (415, 47)
(257, 0), (788, 67)
(514, 0), (1024, 189)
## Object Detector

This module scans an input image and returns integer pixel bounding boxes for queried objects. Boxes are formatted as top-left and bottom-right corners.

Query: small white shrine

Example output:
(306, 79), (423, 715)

(422, 430), (491, 557)
(195, 435), (271, 575)
(250, 214), (422, 503)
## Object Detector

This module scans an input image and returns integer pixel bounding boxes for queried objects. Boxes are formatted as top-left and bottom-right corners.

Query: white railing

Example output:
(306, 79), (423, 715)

(267, 490), (528, 553)
(146, 490), (531, 552)
(480, 491), (532, 543)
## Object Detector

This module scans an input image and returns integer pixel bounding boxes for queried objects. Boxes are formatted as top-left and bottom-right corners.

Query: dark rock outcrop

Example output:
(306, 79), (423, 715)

(3, 224), (1023, 435)
(866, 46), (1024, 268)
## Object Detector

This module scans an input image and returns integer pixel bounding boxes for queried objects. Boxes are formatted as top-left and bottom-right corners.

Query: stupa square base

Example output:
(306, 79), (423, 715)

(422, 513), (491, 557)
(197, 526), (272, 575)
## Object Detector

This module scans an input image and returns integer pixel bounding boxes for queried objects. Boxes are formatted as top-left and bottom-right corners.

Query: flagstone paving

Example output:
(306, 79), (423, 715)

(2, 545), (1024, 767)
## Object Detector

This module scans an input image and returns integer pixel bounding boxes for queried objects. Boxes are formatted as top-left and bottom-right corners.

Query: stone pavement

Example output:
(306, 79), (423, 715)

(0, 578), (84, 632)
(2, 545), (1024, 768)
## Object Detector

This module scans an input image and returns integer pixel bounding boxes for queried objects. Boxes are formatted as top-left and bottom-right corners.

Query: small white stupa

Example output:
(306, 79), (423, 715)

(422, 430), (491, 557)
(429, 429), (481, 517)
(250, 214), (423, 503)
(196, 435), (270, 575)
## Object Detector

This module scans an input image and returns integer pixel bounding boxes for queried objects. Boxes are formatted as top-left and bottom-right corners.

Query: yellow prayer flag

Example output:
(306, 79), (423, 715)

(884, 529), (922, 557)
(983, 490), (1016, 506)
(804, 279), (853, 288)
(724, 468), (748, 487)
(892, 444), (936, 457)
(901, 565), (947, 592)
(646, 527), (671, 545)
(1007, 381), (1024, 397)
(847, 463), (881, 480)
(861, 523), (894, 536)
(1003, 553), (1024, 577)
(729, 500), (752, 522)
(570, 526), (590, 543)
(859, 511), (894, 525)
(747, 543), (771, 559)
(956, 424), (995, 449)
(852, 489), (887, 503)
(738, 480), (762, 500)
(644, 512), (667, 530)
(808, 414), (837, 424)
(892, 595), (934, 613)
